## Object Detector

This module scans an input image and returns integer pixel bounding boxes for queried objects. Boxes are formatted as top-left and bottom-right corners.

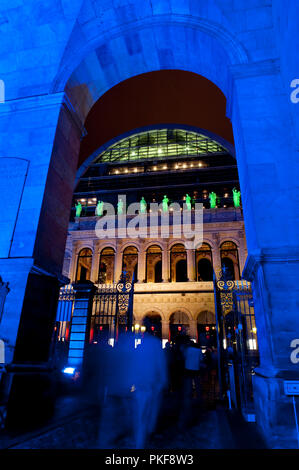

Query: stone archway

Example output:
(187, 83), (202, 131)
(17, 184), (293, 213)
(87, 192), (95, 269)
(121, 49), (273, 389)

(0, 2), (297, 446)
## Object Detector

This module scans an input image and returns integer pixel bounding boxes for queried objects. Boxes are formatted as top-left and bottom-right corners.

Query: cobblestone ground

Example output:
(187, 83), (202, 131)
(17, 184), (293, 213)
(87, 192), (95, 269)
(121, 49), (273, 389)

(2, 388), (266, 450)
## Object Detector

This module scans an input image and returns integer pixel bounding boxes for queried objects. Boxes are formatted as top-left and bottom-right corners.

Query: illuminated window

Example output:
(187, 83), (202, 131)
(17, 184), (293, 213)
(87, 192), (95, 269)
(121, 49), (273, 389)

(76, 248), (92, 282)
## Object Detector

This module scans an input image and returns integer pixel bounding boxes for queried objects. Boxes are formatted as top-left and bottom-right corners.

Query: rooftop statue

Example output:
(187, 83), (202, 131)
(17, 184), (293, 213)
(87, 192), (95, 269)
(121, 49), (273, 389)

(75, 201), (82, 217)
(185, 194), (192, 211)
(140, 197), (147, 213)
(117, 198), (124, 215)
(95, 200), (104, 217)
(162, 195), (169, 212)
(233, 188), (241, 208)
(209, 192), (217, 209)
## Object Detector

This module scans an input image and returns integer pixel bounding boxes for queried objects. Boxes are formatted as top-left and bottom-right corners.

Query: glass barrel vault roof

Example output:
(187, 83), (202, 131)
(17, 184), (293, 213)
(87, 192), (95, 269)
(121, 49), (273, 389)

(94, 129), (229, 164)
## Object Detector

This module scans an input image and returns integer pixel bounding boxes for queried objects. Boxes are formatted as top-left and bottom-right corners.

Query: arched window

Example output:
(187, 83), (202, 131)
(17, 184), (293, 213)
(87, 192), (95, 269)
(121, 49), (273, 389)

(170, 244), (187, 282)
(98, 247), (115, 284)
(76, 248), (92, 282)
(196, 243), (213, 281)
(220, 241), (240, 280)
(122, 246), (138, 282)
(169, 310), (190, 340)
(146, 245), (162, 283)
(142, 312), (162, 338)
(197, 311), (217, 348)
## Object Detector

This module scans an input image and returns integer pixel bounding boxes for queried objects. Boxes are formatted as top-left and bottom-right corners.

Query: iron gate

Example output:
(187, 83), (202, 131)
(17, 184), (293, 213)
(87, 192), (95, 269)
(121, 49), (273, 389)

(53, 271), (134, 367)
(214, 269), (259, 419)
(91, 271), (134, 345)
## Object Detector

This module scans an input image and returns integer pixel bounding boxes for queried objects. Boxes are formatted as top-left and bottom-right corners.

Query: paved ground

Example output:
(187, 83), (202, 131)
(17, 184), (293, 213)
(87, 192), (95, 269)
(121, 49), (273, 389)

(0, 388), (266, 450)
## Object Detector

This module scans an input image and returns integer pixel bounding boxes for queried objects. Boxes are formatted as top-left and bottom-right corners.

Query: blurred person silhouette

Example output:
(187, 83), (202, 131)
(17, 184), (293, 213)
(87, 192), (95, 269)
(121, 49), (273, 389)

(97, 333), (136, 448)
(133, 333), (167, 448)
(179, 340), (204, 427)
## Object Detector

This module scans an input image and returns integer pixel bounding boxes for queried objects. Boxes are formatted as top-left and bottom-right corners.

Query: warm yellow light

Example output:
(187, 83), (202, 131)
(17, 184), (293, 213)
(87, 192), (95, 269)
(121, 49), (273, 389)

(158, 148), (162, 154)
(153, 166), (157, 171)
(141, 326), (146, 333)
(183, 164), (187, 168)
(134, 168), (137, 172)
(163, 165), (167, 170)
(135, 324), (140, 331)
(198, 163), (202, 167)
(252, 327), (257, 334)
(115, 170), (119, 174)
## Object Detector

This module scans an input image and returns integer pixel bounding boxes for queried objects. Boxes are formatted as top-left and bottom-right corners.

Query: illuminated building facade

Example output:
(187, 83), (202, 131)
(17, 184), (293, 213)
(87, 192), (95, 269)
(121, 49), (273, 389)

(62, 127), (247, 346)
(0, 0), (298, 448)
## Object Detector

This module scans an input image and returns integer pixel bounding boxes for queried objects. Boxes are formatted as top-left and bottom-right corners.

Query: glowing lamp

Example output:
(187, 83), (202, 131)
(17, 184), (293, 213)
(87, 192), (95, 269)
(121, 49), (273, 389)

(178, 326), (182, 332)
(135, 324), (140, 331)
(205, 326), (210, 332)
(141, 326), (146, 333)
(151, 326), (155, 331)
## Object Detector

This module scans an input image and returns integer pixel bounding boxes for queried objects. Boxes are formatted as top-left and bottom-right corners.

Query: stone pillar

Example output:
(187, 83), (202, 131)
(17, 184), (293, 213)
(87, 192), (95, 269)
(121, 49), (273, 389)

(187, 249), (196, 281)
(231, 61), (299, 447)
(162, 248), (170, 282)
(137, 248), (146, 283)
(161, 320), (169, 341)
(0, 93), (82, 367)
(114, 243), (123, 282)
(211, 246), (222, 280)
(90, 241), (99, 283)
(189, 319), (198, 341)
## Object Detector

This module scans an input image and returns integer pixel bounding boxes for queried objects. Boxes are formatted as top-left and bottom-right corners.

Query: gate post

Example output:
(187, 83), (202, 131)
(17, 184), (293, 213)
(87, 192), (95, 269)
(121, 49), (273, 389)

(67, 281), (95, 369)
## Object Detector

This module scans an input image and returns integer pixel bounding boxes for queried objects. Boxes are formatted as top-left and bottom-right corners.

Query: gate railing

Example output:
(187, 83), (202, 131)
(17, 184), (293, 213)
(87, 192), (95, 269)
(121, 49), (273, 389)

(52, 272), (134, 368)
(214, 269), (259, 420)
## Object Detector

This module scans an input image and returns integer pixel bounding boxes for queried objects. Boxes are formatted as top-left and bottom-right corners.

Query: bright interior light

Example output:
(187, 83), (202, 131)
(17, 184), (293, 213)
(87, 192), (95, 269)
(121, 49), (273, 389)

(63, 367), (75, 375)
(248, 339), (257, 350)
(108, 338), (114, 347)
(135, 339), (141, 348)
(158, 148), (162, 154)
(162, 339), (168, 349)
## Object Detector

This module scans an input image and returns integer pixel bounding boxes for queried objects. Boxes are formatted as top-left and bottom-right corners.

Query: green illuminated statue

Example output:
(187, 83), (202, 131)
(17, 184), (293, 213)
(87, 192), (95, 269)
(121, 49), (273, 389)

(233, 188), (241, 208)
(75, 201), (82, 217)
(140, 197), (147, 213)
(162, 195), (169, 212)
(209, 192), (217, 209)
(95, 200), (104, 217)
(185, 194), (192, 211)
(117, 198), (124, 215)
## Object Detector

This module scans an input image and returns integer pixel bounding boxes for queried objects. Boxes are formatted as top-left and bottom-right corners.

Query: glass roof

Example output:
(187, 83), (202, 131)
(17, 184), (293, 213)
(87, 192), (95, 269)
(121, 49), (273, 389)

(94, 128), (228, 164)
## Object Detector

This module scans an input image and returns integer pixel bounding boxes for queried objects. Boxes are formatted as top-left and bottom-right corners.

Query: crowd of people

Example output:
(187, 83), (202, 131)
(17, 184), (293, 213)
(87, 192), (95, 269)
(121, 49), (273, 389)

(82, 333), (218, 448)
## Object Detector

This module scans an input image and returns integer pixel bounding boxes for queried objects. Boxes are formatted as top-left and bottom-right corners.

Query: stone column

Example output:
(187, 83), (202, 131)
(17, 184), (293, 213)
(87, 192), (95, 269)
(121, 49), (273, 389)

(211, 246), (222, 280)
(90, 241), (100, 283)
(231, 61), (299, 447)
(114, 243), (123, 282)
(189, 319), (198, 341)
(137, 248), (146, 283)
(0, 92), (82, 367)
(162, 247), (170, 282)
(161, 320), (169, 341)
(187, 249), (196, 281)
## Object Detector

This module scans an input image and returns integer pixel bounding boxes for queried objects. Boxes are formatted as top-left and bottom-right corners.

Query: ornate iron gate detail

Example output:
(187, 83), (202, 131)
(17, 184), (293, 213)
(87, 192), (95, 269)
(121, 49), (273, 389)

(214, 268), (259, 419)
(91, 271), (134, 344)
